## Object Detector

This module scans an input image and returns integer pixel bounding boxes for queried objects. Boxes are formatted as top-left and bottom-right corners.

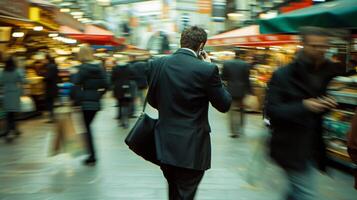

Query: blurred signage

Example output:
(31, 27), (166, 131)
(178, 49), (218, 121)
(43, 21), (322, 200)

(0, 27), (12, 42)
(29, 7), (59, 30)
(211, 1), (226, 22)
(198, 0), (212, 14)
(54, 10), (85, 32)
(207, 34), (300, 46)
(0, 0), (29, 19)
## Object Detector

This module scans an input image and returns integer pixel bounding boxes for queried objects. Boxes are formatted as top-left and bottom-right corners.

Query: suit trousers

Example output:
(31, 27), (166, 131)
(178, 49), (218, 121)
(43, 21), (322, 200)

(161, 164), (204, 200)
(82, 110), (97, 160)
(229, 98), (245, 136)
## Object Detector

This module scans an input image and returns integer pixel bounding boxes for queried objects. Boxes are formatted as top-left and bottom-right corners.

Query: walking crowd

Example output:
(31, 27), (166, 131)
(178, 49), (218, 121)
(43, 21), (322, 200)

(0, 26), (356, 200)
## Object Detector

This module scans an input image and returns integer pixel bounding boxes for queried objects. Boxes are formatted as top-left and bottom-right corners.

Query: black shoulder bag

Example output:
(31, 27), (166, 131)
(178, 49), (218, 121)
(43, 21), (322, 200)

(124, 60), (162, 165)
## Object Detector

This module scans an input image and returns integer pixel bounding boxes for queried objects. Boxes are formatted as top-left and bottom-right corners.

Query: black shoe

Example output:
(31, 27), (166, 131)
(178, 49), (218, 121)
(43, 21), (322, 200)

(14, 130), (22, 136)
(83, 157), (96, 166)
(230, 134), (240, 138)
(4, 134), (14, 143)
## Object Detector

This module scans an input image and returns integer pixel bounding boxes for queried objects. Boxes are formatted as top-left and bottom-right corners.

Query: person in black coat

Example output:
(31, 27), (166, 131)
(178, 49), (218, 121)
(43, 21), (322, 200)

(111, 62), (135, 128)
(265, 27), (345, 200)
(146, 26), (232, 200)
(222, 51), (252, 137)
(132, 61), (148, 106)
(44, 54), (59, 123)
(74, 45), (108, 166)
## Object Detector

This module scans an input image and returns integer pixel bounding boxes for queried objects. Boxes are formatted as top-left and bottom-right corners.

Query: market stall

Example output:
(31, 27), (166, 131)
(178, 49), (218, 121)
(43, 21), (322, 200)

(207, 25), (300, 111)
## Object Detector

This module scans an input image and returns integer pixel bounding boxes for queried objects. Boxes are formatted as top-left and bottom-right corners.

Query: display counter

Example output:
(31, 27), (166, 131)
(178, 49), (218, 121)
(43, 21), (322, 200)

(324, 75), (357, 167)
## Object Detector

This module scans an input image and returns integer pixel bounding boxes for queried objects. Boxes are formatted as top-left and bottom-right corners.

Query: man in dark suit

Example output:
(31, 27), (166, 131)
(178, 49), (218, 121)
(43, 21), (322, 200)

(147, 26), (232, 200)
(265, 27), (345, 200)
(222, 50), (252, 137)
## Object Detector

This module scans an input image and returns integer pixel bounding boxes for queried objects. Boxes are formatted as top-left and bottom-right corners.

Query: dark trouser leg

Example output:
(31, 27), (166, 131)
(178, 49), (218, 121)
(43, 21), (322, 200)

(6, 112), (16, 133)
(161, 164), (204, 200)
(82, 110), (97, 160)
(121, 104), (129, 128)
(47, 97), (55, 121)
(238, 99), (245, 134)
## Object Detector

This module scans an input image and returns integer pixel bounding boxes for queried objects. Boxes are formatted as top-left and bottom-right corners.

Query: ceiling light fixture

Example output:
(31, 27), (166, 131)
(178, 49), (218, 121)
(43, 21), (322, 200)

(33, 26), (43, 31)
(49, 33), (59, 37)
(60, 8), (70, 13)
(12, 32), (25, 38)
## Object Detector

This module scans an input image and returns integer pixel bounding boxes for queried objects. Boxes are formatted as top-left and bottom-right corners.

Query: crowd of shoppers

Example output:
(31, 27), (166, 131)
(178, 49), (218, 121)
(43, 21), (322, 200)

(0, 25), (355, 200)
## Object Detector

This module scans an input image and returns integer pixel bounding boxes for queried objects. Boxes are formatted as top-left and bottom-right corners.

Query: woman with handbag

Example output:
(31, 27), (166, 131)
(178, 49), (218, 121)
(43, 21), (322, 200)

(74, 45), (108, 166)
(0, 55), (24, 142)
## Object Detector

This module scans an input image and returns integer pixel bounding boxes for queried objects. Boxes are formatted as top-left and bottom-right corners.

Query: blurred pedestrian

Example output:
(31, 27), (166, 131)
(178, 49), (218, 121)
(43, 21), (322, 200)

(74, 45), (108, 166)
(111, 61), (135, 128)
(43, 54), (59, 123)
(132, 62), (148, 106)
(265, 27), (346, 200)
(128, 55), (138, 118)
(222, 50), (252, 138)
(0, 56), (24, 142)
(146, 26), (232, 200)
(347, 109), (357, 190)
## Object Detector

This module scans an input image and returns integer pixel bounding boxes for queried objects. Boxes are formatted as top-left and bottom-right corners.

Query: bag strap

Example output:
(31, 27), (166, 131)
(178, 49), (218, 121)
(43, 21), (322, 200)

(142, 58), (164, 113)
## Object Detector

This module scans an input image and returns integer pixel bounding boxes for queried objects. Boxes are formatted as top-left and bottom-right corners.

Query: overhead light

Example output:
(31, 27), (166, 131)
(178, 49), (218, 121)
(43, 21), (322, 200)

(49, 33), (59, 37)
(297, 45), (304, 49)
(259, 11), (278, 19)
(60, 8), (70, 13)
(73, 15), (81, 19)
(256, 47), (265, 50)
(97, 0), (111, 6)
(78, 18), (86, 21)
(71, 11), (84, 16)
(33, 26), (43, 31)
(227, 13), (244, 21)
(12, 32), (25, 38)
(60, 2), (73, 7)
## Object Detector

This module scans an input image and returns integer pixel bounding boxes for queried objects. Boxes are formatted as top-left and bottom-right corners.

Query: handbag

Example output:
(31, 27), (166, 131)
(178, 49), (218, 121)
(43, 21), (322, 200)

(125, 60), (162, 165)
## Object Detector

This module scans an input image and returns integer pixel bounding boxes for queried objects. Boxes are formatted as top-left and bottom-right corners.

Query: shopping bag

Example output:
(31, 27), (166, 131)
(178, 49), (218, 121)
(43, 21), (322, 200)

(50, 108), (85, 157)
(243, 95), (259, 111)
(20, 96), (35, 113)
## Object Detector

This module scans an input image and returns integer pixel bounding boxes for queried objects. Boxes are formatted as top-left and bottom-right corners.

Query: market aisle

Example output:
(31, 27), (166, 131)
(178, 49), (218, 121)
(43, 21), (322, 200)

(0, 97), (356, 200)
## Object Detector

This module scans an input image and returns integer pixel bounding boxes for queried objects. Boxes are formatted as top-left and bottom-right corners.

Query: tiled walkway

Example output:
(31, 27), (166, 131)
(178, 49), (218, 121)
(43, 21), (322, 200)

(0, 98), (356, 200)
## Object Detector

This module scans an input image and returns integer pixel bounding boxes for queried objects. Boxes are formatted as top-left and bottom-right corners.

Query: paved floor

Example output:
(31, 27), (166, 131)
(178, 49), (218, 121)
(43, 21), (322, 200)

(0, 98), (356, 200)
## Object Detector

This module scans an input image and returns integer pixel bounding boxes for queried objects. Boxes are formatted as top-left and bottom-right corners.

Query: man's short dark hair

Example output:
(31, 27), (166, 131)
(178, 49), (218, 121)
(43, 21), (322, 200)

(180, 26), (207, 51)
(299, 26), (330, 43)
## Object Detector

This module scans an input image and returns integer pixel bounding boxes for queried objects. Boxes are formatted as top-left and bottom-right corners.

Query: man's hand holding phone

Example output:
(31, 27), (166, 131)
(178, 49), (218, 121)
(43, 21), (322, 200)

(199, 50), (211, 63)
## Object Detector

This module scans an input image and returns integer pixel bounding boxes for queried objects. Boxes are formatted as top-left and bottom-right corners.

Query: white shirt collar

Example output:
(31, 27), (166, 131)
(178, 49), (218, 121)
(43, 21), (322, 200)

(181, 48), (197, 57)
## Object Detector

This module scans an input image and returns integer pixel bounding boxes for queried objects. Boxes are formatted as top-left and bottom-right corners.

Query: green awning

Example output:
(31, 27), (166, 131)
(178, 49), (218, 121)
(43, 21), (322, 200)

(259, 0), (357, 34)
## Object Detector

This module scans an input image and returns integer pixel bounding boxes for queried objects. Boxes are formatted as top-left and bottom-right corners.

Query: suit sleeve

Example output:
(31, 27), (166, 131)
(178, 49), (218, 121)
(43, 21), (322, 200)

(265, 72), (312, 125)
(206, 66), (232, 113)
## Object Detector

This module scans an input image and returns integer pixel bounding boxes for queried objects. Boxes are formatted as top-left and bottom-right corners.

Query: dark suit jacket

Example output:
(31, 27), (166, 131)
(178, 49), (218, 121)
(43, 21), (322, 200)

(222, 59), (252, 99)
(111, 64), (135, 100)
(146, 49), (232, 170)
(265, 54), (345, 171)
